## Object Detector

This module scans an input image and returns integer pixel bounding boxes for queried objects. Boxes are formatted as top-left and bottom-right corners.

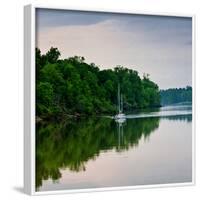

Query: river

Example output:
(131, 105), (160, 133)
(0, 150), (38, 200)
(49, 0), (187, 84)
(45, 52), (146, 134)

(36, 104), (192, 191)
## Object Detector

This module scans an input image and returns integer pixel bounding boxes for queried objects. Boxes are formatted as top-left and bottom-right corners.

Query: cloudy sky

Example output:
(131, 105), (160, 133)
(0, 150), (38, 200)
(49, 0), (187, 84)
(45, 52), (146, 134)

(36, 8), (192, 89)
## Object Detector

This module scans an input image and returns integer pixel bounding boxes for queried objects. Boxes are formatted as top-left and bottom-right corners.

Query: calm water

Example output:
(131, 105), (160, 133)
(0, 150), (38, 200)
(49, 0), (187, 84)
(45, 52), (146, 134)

(36, 105), (192, 191)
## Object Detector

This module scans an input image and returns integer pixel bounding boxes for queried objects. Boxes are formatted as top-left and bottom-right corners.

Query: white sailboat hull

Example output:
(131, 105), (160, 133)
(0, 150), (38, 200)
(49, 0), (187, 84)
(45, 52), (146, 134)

(114, 113), (126, 119)
(115, 117), (126, 124)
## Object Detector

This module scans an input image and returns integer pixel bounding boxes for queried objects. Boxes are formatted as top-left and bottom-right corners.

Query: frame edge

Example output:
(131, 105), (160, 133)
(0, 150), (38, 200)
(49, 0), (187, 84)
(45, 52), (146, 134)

(24, 4), (34, 195)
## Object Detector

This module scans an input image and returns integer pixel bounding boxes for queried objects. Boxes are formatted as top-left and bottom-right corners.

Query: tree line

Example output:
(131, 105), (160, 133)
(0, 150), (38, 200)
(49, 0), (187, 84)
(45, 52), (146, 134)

(36, 47), (161, 118)
(160, 86), (192, 105)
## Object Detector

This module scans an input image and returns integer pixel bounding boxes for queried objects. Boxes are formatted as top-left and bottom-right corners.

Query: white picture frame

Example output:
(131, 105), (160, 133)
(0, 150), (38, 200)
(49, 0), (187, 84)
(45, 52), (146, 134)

(24, 3), (196, 195)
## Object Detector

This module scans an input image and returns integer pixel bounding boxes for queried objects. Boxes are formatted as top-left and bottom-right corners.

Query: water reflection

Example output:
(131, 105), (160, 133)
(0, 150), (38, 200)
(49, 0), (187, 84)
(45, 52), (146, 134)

(36, 113), (192, 190)
(36, 116), (162, 189)
(163, 114), (192, 122)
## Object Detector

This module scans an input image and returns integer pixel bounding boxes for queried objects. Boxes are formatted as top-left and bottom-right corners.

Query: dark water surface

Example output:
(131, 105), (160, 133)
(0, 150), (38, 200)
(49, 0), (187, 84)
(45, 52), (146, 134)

(36, 105), (192, 191)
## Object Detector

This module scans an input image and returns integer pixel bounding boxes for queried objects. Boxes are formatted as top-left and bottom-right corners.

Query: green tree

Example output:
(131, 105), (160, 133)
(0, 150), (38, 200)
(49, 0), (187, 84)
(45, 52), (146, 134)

(36, 47), (161, 118)
(36, 82), (53, 115)
(46, 47), (61, 63)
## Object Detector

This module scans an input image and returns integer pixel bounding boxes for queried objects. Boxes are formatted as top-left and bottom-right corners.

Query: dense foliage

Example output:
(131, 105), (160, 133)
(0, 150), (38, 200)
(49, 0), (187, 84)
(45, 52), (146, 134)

(160, 86), (192, 105)
(36, 47), (160, 118)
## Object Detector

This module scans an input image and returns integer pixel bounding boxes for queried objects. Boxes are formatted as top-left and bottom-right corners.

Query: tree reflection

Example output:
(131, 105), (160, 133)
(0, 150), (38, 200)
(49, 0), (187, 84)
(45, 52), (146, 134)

(36, 117), (159, 189)
(163, 114), (192, 122)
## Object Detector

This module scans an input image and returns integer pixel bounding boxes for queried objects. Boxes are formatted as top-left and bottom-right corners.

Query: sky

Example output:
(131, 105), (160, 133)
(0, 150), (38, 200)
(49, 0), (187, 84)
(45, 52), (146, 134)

(36, 8), (192, 89)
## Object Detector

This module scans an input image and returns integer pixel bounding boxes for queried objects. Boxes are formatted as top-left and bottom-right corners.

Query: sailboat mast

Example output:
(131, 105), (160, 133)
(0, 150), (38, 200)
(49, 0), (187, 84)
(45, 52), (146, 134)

(118, 84), (120, 113)
(121, 94), (123, 112)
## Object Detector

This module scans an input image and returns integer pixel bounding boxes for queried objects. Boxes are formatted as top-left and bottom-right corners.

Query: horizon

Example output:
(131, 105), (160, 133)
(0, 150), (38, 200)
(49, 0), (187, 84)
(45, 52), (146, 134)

(36, 8), (192, 90)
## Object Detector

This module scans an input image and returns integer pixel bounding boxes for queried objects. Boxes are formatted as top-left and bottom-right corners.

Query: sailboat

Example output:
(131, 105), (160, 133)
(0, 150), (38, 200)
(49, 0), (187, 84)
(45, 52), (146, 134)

(114, 84), (126, 122)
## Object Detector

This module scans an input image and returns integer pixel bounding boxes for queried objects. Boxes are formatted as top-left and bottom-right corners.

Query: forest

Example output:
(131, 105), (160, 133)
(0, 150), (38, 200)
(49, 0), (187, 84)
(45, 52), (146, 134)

(36, 47), (161, 119)
(160, 86), (192, 105)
